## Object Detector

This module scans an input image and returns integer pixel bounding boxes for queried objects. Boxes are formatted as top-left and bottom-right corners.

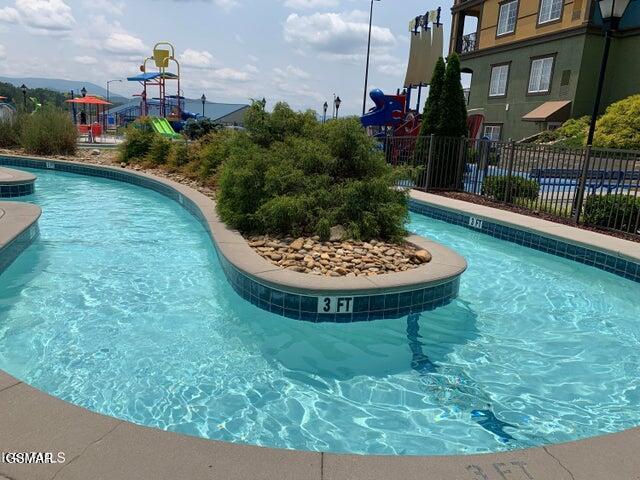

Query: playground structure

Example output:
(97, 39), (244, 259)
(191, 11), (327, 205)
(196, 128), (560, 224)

(361, 8), (485, 160)
(361, 9), (443, 139)
(124, 42), (198, 138)
(66, 95), (112, 143)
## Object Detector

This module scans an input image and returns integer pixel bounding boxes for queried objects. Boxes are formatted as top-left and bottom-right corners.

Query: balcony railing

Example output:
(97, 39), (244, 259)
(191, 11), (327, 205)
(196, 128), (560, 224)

(461, 32), (477, 54)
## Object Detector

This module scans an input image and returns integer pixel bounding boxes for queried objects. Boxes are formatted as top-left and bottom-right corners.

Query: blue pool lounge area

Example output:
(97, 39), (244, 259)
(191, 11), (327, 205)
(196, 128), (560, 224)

(0, 155), (640, 479)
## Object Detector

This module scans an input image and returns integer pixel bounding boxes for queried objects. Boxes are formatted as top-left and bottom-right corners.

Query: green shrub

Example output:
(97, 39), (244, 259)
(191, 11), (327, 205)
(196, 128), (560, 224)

(119, 120), (156, 163)
(20, 106), (77, 155)
(217, 108), (409, 242)
(594, 95), (640, 150)
(146, 135), (172, 166)
(196, 130), (237, 179)
(0, 113), (24, 148)
(182, 118), (223, 140)
(583, 194), (640, 232)
(167, 141), (190, 169)
(482, 175), (540, 202)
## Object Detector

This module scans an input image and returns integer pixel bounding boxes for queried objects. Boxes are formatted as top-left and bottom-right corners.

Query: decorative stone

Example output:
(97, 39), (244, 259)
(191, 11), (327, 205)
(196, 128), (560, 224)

(290, 238), (304, 251)
(414, 250), (432, 264)
(330, 225), (347, 242)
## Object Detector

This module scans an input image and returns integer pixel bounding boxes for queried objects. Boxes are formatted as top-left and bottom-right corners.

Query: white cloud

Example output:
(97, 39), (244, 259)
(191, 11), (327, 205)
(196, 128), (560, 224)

(273, 65), (309, 80)
(284, 11), (394, 61)
(210, 66), (254, 82)
(0, 0), (76, 34)
(81, 0), (124, 15)
(0, 7), (20, 24)
(74, 55), (98, 65)
(283, 0), (339, 9)
(214, 0), (240, 12)
(103, 32), (148, 56)
(0, 45), (6, 60)
(179, 48), (214, 68)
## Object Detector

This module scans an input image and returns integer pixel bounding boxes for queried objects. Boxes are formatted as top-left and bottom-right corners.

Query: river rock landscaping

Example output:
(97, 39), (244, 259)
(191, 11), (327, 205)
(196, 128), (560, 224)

(248, 235), (432, 277)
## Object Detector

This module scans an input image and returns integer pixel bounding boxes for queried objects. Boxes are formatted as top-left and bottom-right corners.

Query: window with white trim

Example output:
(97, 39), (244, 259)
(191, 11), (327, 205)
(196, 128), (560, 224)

(528, 56), (554, 93)
(497, 0), (518, 35)
(483, 125), (502, 141)
(538, 0), (563, 24)
(489, 64), (509, 97)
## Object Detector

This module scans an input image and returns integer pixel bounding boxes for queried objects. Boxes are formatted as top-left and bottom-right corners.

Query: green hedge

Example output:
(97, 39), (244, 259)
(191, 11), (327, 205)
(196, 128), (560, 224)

(482, 175), (540, 202)
(583, 194), (640, 232)
(217, 102), (408, 242)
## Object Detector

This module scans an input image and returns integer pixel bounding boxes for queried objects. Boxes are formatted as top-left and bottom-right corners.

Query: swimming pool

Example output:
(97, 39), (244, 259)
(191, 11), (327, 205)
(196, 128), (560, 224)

(0, 166), (639, 456)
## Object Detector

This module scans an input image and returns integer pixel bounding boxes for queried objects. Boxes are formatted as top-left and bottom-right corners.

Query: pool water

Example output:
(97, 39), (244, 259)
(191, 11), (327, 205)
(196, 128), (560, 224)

(1, 168), (640, 456)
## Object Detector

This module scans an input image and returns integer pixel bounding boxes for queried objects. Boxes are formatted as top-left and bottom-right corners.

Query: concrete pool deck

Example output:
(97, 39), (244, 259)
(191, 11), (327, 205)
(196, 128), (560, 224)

(0, 159), (640, 478)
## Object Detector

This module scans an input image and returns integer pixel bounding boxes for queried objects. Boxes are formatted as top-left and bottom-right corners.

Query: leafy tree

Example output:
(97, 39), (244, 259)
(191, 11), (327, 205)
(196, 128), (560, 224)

(0, 82), (68, 112)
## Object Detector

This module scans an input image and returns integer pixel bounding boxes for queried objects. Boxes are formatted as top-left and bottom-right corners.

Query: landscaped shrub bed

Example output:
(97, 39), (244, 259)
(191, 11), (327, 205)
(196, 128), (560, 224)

(482, 175), (540, 202)
(216, 102), (409, 242)
(6, 106), (77, 156)
(583, 194), (640, 233)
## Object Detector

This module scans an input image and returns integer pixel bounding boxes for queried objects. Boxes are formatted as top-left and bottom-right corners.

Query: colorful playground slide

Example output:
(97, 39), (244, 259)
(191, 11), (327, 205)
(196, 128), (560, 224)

(150, 117), (181, 139)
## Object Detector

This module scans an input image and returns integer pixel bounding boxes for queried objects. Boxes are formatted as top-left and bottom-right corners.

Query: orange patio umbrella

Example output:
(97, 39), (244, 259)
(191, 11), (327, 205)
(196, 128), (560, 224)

(65, 95), (112, 126)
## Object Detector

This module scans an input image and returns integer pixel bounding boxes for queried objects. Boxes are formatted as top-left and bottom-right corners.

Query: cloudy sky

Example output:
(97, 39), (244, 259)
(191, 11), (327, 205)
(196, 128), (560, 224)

(0, 0), (453, 115)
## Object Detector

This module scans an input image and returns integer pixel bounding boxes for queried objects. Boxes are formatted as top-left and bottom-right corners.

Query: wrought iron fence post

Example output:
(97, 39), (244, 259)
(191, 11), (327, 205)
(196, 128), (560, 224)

(573, 145), (592, 224)
(503, 141), (516, 203)
(423, 134), (435, 190)
(455, 136), (466, 191)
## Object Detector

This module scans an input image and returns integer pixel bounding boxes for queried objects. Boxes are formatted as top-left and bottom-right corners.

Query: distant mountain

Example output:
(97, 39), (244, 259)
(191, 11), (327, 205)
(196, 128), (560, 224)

(0, 76), (130, 103)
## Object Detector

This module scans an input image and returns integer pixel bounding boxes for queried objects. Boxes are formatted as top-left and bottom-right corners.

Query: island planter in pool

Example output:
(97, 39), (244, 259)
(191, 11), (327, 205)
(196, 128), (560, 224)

(0, 167), (36, 198)
(0, 155), (468, 323)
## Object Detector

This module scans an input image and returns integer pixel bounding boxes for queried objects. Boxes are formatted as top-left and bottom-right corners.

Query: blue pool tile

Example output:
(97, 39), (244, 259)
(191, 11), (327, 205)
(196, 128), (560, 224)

(384, 293), (399, 310)
(369, 295), (385, 312)
(353, 296), (370, 313)
(300, 296), (317, 313)
(284, 293), (300, 311)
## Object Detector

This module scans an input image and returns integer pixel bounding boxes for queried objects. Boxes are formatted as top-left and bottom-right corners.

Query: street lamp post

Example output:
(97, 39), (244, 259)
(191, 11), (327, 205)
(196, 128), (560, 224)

(106, 80), (122, 131)
(362, 0), (381, 116)
(587, 0), (631, 145)
(81, 87), (87, 98)
(201, 94), (207, 118)
(20, 84), (27, 111)
(106, 79), (122, 104)
(334, 96), (342, 119)
(323, 102), (328, 123)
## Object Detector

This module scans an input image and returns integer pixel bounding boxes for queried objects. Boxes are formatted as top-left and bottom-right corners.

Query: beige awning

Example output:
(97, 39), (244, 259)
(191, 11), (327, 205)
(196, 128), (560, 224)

(522, 101), (572, 122)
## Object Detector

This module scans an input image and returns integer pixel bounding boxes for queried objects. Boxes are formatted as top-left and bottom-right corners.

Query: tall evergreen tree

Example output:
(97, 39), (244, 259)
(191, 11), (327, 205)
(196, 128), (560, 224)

(413, 57), (446, 168)
(438, 53), (468, 137)
(421, 57), (446, 136)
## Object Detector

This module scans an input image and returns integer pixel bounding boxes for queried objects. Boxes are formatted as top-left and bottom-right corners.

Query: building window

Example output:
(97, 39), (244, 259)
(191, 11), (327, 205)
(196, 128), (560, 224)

(538, 0), (563, 24)
(528, 56), (554, 94)
(497, 0), (518, 35)
(489, 64), (509, 97)
(483, 124), (502, 141)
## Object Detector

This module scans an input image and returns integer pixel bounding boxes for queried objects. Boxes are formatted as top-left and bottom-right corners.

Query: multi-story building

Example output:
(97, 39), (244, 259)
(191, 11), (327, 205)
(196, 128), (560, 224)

(450, 0), (640, 141)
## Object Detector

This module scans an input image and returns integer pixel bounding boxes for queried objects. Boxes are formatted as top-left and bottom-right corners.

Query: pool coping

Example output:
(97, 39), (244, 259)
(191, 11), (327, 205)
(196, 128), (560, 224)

(411, 190), (640, 263)
(0, 155), (639, 478)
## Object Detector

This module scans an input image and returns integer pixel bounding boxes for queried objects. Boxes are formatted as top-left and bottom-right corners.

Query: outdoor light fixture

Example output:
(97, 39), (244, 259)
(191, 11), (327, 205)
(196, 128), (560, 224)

(334, 96), (342, 118)
(323, 101), (328, 123)
(81, 87), (87, 98)
(261, 97), (267, 108)
(106, 79), (122, 104)
(201, 94), (207, 118)
(586, 0), (631, 145)
(362, 0), (382, 115)
(20, 84), (27, 110)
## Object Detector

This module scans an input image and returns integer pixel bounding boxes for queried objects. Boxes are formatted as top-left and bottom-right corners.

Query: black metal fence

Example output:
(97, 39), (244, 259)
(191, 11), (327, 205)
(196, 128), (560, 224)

(382, 135), (640, 237)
